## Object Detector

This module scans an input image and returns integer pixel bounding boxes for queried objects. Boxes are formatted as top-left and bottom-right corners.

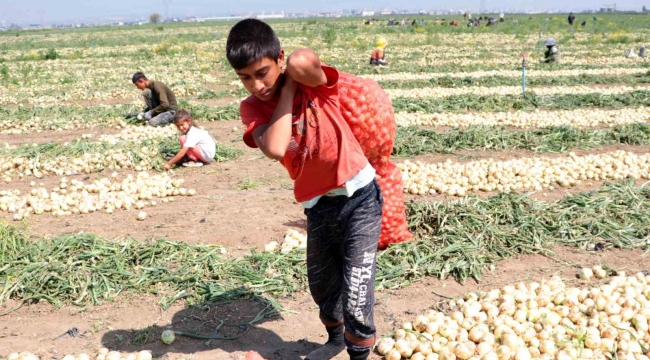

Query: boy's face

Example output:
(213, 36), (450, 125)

(175, 119), (191, 134)
(235, 51), (285, 102)
(134, 78), (149, 91)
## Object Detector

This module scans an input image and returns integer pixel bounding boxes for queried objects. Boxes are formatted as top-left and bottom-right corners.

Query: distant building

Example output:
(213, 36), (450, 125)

(599, 4), (616, 12)
(380, 9), (393, 15)
(361, 10), (375, 16)
(257, 12), (286, 19)
(201, 16), (246, 21)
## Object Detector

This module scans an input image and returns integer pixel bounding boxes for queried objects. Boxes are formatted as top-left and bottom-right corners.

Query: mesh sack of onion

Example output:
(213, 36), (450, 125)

(374, 162), (413, 249)
(338, 71), (396, 175)
(338, 71), (412, 248)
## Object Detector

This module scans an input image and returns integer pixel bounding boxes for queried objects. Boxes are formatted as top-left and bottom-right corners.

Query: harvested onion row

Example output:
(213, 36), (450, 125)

(399, 150), (650, 196)
(0, 172), (195, 219)
(408, 55), (646, 68)
(363, 68), (649, 82)
(378, 272), (650, 360)
(394, 107), (650, 128)
(265, 228), (307, 253)
(8, 349), (152, 360)
(94, 124), (177, 144)
(0, 117), (115, 135)
(386, 85), (650, 99)
(0, 146), (161, 180)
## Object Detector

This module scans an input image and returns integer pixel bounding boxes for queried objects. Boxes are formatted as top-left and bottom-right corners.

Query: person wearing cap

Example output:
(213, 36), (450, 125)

(542, 38), (561, 64)
(370, 38), (388, 66)
(131, 72), (179, 127)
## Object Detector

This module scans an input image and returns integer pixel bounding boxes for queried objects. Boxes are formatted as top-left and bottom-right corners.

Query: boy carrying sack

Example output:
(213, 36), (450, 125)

(227, 19), (382, 360)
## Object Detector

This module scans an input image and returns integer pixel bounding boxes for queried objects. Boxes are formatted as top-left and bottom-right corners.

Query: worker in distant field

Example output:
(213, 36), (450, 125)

(499, 11), (505, 22)
(131, 72), (178, 127)
(542, 38), (561, 64)
(370, 37), (388, 66)
(568, 12), (575, 25)
(625, 47), (638, 59)
(640, 45), (647, 59)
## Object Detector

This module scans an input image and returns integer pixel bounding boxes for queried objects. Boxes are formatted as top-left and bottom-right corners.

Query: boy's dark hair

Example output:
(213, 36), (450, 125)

(132, 72), (147, 83)
(173, 109), (192, 123)
(226, 19), (281, 70)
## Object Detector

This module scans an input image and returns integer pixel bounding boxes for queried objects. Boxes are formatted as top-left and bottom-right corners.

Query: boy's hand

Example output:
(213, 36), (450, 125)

(163, 163), (171, 171)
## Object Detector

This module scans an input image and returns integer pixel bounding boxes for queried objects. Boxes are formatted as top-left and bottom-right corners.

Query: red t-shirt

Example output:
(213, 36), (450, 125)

(240, 65), (369, 202)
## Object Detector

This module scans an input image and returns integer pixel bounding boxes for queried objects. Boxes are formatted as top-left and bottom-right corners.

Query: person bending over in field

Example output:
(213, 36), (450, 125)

(131, 72), (179, 127)
(542, 38), (561, 64)
(227, 19), (382, 360)
(370, 37), (388, 66)
(163, 110), (216, 170)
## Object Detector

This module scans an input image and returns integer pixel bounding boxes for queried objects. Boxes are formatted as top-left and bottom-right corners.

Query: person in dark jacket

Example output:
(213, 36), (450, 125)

(568, 12), (575, 25)
(131, 72), (178, 127)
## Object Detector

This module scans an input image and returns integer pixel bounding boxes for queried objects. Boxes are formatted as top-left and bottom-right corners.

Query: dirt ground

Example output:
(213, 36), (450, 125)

(3, 117), (650, 359)
(1, 247), (647, 359)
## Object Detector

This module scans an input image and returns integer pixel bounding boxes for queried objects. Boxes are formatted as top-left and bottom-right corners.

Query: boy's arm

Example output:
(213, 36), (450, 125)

(252, 77), (296, 161)
(286, 48), (327, 88)
(164, 147), (190, 170)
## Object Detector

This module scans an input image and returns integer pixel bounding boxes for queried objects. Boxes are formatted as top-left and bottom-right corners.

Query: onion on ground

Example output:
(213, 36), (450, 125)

(380, 272), (650, 360)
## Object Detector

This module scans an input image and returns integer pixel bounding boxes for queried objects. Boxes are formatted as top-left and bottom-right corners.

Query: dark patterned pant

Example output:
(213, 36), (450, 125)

(142, 89), (175, 127)
(304, 179), (383, 351)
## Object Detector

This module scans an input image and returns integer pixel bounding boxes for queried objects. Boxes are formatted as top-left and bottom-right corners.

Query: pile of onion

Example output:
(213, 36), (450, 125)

(377, 270), (650, 360)
(265, 228), (307, 253)
(400, 150), (650, 197)
(7, 349), (152, 360)
(0, 172), (195, 219)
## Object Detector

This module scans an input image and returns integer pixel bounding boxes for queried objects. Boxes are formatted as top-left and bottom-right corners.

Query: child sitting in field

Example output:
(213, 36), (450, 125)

(163, 109), (216, 170)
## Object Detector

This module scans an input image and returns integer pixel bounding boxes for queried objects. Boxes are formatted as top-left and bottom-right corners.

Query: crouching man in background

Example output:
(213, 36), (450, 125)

(131, 72), (178, 127)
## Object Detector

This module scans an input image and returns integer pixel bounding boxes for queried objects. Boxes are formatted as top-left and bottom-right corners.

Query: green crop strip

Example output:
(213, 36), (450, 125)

(1, 181), (648, 313)
(393, 123), (650, 156)
(391, 91), (650, 113)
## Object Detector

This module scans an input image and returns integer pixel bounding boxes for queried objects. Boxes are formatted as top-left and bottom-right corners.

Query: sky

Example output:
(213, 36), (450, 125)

(0, 0), (644, 25)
